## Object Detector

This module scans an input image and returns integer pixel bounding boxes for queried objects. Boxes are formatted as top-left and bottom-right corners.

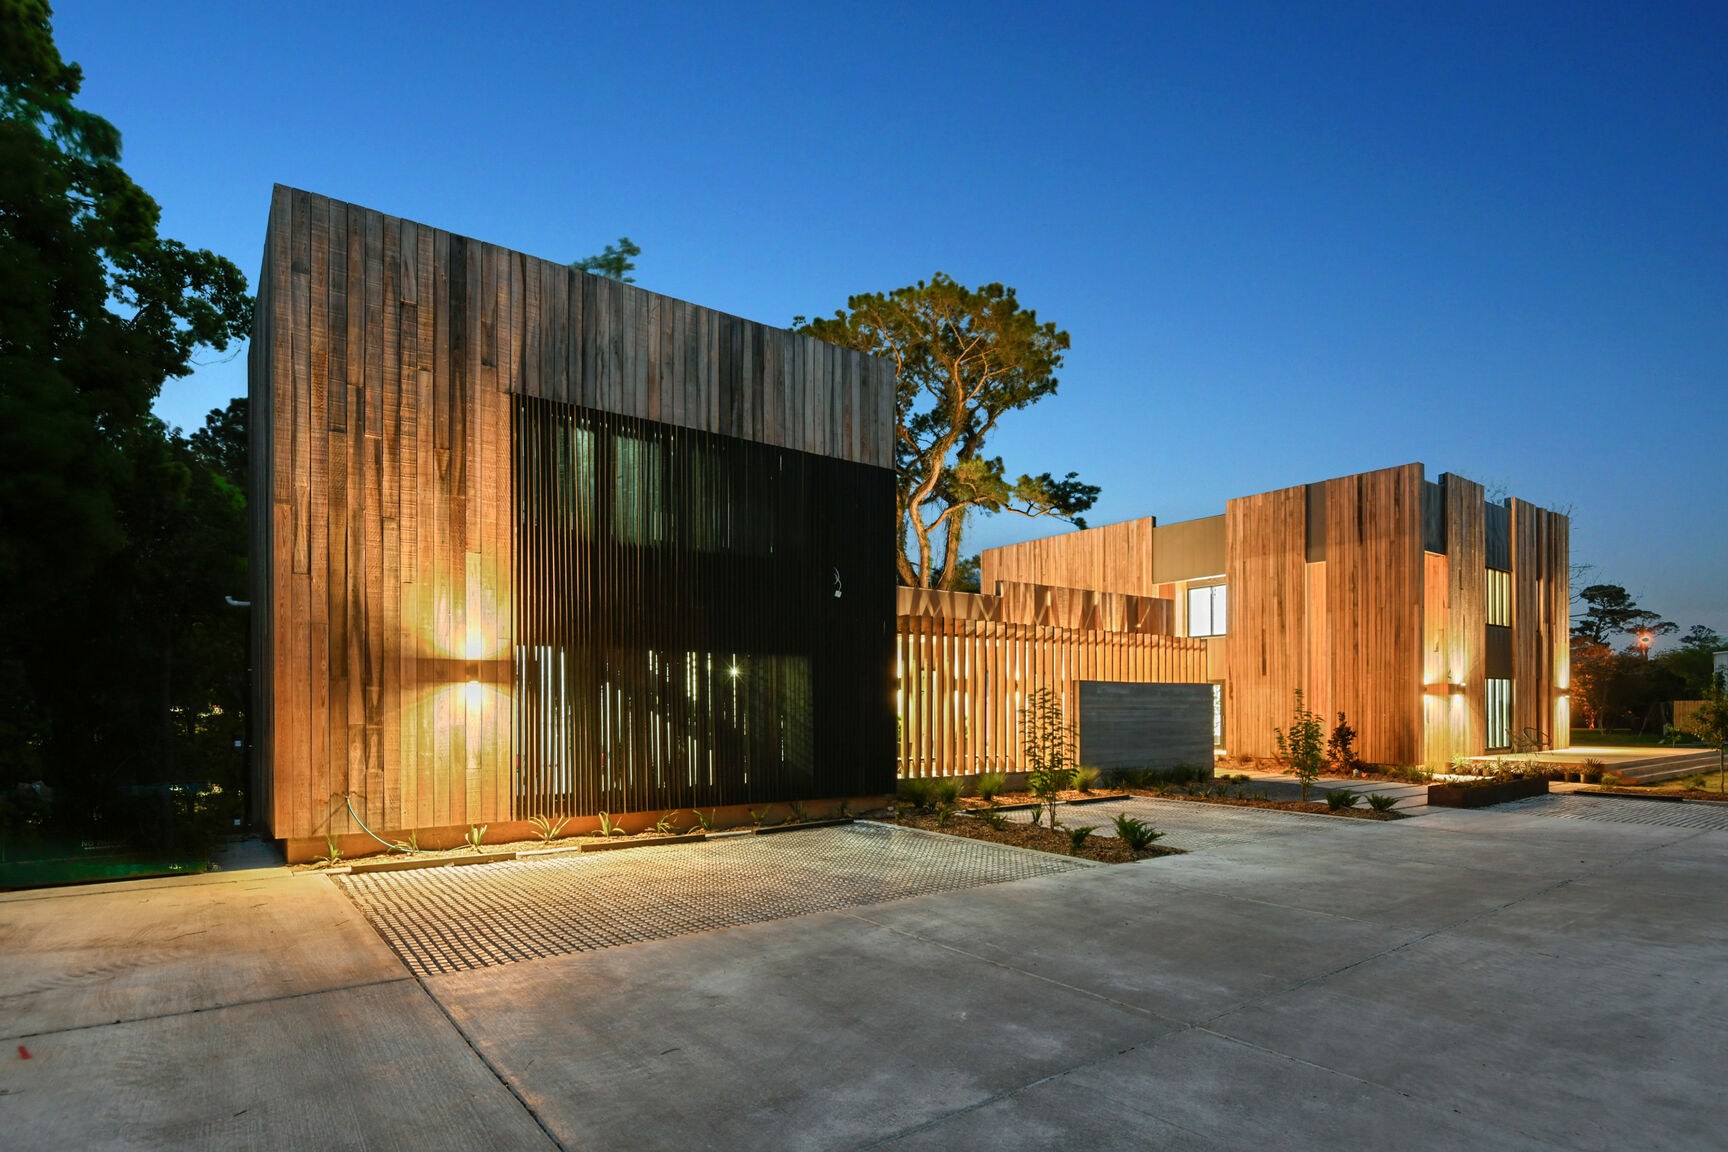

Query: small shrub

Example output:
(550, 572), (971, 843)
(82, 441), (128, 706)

(692, 808), (715, 832)
(314, 836), (344, 868)
(786, 801), (810, 825)
(1325, 712), (1362, 774)
(464, 823), (488, 852)
(652, 811), (677, 835)
(597, 811), (625, 837)
(1599, 770), (1624, 787)
(528, 815), (568, 844)
(1123, 765), (1208, 793)
(1275, 690), (1326, 800)
(975, 771), (1007, 802)
(1580, 762), (1605, 785)
(930, 778), (962, 807)
(1022, 687), (1077, 826)
(749, 805), (775, 828)
(973, 807), (1009, 830)
(1324, 789), (1360, 810)
(1111, 813), (1165, 851)
(1365, 793), (1398, 812)
(897, 778), (935, 810)
(1073, 765), (1102, 793)
(390, 832), (420, 854)
(1066, 825), (1095, 853)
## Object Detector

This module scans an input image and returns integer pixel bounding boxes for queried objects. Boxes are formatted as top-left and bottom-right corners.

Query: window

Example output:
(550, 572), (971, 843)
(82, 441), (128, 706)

(1188, 584), (1227, 637)
(1486, 678), (1512, 751)
(1486, 569), (1511, 627)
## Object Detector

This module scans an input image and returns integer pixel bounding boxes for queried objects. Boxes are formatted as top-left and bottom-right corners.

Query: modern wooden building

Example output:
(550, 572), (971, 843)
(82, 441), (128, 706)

(981, 463), (1570, 768)
(249, 187), (897, 858)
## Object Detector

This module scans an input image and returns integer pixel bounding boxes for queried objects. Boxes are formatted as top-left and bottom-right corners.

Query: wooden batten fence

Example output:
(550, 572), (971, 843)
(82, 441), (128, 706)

(897, 613), (1208, 779)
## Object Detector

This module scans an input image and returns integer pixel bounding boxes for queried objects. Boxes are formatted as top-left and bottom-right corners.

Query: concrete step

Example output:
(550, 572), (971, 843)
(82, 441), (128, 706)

(1611, 752), (1721, 783)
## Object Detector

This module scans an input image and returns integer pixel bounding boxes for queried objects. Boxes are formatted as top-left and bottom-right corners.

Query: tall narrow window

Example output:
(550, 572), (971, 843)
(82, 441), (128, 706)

(1486, 678), (1512, 751)
(1188, 584), (1227, 637)
(1486, 569), (1511, 627)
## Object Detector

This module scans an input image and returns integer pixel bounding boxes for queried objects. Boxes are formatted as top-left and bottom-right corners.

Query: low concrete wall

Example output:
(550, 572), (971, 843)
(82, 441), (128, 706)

(1077, 681), (1214, 775)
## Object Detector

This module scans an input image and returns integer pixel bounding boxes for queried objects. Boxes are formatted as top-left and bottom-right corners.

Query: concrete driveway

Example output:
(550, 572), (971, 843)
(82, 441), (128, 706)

(3, 800), (1723, 1151)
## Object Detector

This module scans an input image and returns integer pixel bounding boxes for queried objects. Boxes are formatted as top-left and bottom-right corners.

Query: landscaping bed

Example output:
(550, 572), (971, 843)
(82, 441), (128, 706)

(294, 816), (861, 873)
(1127, 790), (1406, 820)
(890, 810), (1181, 864)
(958, 789), (1130, 811)
(1586, 785), (1728, 804)
(1427, 777), (1548, 809)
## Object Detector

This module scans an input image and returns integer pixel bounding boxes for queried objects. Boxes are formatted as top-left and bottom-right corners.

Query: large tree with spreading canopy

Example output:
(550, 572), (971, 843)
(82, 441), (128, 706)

(797, 274), (1098, 588)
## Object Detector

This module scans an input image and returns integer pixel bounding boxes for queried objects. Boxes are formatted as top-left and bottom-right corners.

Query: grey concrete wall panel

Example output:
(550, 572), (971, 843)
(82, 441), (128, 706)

(1077, 681), (1215, 774)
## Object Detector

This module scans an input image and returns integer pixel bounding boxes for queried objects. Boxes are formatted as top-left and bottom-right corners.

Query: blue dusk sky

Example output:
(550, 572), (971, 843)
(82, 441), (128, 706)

(52, 1), (1727, 637)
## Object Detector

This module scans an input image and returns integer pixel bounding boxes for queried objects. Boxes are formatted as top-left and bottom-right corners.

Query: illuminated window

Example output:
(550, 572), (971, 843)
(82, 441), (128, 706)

(1188, 585), (1227, 637)
(1486, 569), (1510, 627)
(1486, 678), (1512, 751)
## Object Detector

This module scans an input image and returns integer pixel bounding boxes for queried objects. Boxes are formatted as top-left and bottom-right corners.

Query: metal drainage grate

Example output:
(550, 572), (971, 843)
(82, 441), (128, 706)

(1497, 793), (1728, 832)
(1003, 796), (1377, 853)
(336, 822), (1092, 976)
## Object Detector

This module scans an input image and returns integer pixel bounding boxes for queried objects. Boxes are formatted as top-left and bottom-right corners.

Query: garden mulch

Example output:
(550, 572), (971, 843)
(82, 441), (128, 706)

(1586, 786), (1728, 804)
(1125, 789), (1407, 820)
(890, 809), (1181, 864)
(958, 789), (1130, 811)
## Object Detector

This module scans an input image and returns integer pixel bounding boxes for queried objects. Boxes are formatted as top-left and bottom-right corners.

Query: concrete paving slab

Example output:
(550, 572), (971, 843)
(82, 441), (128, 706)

(0, 980), (556, 1152)
(843, 862), (1419, 1022)
(427, 905), (1183, 1151)
(0, 872), (403, 1038)
(1206, 931), (1723, 1151)
(1315, 805), (1706, 878)
(1129, 849), (1564, 933)
(6, 790), (1724, 1150)
(1435, 836), (1728, 963)
(877, 1027), (1537, 1152)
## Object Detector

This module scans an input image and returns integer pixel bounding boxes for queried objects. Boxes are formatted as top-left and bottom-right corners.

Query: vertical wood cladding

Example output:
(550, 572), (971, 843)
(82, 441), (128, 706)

(1319, 463), (1425, 766)
(981, 517), (1158, 595)
(1437, 474), (1487, 762)
(896, 584), (1172, 634)
(896, 615), (1207, 779)
(513, 398), (895, 814)
(1511, 499), (1569, 745)
(972, 463), (1566, 766)
(1225, 464), (1562, 766)
(253, 186), (894, 842)
(1222, 485), (1309, 759)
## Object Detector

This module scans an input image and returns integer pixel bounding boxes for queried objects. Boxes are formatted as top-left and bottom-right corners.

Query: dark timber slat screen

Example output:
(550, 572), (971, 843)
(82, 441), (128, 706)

(513, 396), (894, 816)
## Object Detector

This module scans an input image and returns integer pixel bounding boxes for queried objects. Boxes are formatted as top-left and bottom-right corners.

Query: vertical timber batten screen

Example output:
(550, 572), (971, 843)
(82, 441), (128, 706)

(514, 396), (895, 815)
(896, 615), (1208, 778)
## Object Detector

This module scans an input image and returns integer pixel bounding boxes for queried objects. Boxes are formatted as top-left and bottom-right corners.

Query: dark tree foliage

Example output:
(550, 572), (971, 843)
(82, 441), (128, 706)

(570, 236), (640, 282)
(1654, 625), (1727, 699)
(796, 274), (1098, 588)
(0, 2), (251, 830)
(1572, 584), (1676, 647)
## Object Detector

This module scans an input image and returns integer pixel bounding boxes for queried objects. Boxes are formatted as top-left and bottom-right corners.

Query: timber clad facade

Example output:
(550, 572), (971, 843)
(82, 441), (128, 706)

(251, 187), (896, 854)
(979, 464), (1569, 769)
